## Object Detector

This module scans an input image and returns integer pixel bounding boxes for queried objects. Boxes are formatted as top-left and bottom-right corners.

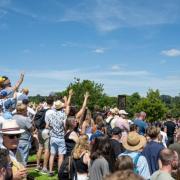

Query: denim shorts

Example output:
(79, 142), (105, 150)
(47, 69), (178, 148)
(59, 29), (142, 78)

(17, 140), (31, 166)
(50, 137), (66, 155)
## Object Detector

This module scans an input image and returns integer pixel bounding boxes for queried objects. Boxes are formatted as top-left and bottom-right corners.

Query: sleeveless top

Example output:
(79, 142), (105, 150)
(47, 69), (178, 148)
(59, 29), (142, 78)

(74, 154), (88, 174)
(65, 131), (76, 156)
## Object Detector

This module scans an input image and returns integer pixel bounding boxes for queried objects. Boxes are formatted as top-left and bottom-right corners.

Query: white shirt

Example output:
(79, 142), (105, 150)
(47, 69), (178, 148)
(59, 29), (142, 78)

(160, 131), (168, 148)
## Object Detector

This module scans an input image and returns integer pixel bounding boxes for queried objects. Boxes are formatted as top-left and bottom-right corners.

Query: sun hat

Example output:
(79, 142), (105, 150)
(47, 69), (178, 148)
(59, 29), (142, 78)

(119, 110), (128, 115)
(122, 132), (146, 151)
(0, 120), (25, 134)
(54, 100), (64, 110)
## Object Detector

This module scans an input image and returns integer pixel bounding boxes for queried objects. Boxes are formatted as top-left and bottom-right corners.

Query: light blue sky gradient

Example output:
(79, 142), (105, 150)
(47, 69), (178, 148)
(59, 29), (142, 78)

(0, 0), (180, 96)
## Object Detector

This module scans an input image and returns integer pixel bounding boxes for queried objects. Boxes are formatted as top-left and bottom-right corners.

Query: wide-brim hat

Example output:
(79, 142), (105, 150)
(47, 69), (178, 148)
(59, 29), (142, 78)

(0, 120), (25, 134)
(122, 132), (146, 151)
(54, 100), (64, 110)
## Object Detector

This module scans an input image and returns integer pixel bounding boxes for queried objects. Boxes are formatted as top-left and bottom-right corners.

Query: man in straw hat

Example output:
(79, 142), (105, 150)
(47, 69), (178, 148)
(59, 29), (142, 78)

(0, 120), (27, 179)
(119, 131), (150, 179)
(45, 89), (73, 176)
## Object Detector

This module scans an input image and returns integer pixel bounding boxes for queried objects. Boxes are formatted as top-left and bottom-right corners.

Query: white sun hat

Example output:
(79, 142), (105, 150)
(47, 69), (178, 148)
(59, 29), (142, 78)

(0, 120), (25, 134)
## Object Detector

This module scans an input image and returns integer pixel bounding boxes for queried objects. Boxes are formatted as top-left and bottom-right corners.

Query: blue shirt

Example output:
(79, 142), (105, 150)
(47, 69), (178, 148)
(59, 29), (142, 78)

(90, 130), (104, 142)
(134, 119), (148, 135)
(142, 141), (164, 175)
(119, 151), (150, 179)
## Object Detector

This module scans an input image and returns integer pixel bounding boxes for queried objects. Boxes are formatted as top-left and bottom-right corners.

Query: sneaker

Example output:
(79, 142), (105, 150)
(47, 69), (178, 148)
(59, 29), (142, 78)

(35, 165), (42, 172)
(40, 167), (48, 175)
(48, 172), (54, 177)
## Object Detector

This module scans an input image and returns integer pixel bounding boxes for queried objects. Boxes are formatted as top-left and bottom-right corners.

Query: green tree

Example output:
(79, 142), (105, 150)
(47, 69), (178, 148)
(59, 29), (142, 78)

(126, 92), (141, 118)
(136, 89), (168, 122)
(57, 79), (105, 110)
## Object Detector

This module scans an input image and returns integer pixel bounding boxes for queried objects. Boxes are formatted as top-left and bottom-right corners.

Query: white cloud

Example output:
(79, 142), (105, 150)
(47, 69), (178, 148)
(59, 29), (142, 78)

(93, 48), (106, 54)
(2, 0), (180, 32)
(161, 49), (180, 57)
(1, 67), (180, 96)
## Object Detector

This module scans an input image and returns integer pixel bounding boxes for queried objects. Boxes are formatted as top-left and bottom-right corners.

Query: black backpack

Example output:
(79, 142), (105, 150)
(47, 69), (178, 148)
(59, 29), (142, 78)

(58, 156), (77, 180)
(34, 109), (49, 129)
(106, 117), (114, 137)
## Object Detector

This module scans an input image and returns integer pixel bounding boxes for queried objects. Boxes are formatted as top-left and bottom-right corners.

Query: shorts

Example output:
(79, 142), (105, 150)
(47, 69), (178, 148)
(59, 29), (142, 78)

(37, 130), (49, 150)
(50, 137), (66, 155)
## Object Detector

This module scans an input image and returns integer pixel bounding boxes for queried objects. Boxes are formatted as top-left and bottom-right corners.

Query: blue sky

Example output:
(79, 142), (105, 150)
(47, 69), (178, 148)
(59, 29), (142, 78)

(0, 0), (180, 96)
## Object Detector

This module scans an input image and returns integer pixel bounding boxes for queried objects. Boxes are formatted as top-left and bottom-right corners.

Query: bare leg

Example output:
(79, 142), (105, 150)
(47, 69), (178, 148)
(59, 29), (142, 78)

(49, 154), (55, 173)
(36, 147), (43, 166)
(43, 149), (49, 169)
(58, 154), (64, 171)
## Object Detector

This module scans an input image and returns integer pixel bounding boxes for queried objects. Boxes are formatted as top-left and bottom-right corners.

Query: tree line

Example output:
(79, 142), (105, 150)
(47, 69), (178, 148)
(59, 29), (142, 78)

(29, 79), (180, 122)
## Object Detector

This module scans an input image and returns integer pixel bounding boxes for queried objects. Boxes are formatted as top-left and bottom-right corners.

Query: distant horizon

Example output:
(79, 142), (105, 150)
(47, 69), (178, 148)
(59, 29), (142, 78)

(0, 0), (180, 96)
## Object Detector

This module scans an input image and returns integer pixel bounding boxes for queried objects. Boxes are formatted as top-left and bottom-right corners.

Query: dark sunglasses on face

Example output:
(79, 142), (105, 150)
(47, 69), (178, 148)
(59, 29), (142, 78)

(6, 134), (21, 139)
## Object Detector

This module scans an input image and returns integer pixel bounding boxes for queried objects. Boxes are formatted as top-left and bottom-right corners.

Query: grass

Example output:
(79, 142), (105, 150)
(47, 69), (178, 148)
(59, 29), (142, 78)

(28, 168), (58, 180)
(27, 154), (58, 180)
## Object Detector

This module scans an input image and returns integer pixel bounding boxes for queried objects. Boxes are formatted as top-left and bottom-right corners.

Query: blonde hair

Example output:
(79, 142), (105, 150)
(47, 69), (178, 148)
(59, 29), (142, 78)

(73, 135), (89, 159)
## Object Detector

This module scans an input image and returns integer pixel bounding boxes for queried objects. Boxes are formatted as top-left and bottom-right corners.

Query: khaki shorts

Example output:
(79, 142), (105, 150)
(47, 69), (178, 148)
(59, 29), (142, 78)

(37, 130), (49, 150)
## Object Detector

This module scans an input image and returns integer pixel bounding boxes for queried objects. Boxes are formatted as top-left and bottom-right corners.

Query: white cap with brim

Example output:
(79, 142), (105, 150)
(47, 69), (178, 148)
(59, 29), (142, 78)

(0, 120), (25, 134)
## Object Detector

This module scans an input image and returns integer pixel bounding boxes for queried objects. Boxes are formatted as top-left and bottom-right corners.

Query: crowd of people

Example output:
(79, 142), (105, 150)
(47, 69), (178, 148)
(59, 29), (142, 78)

(0, 74), (180, 180)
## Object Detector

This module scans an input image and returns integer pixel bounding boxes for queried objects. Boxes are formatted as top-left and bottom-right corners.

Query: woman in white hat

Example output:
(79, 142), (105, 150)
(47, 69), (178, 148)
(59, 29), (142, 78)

(0, 120), (27, 180)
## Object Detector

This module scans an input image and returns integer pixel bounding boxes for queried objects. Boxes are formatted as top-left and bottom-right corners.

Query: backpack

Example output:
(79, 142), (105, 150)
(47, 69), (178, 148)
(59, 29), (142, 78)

(58, 156), (77, 180)
(133, 153), (141, 174)
(34, 108), (49, 129)
(106, 117), (114, 137)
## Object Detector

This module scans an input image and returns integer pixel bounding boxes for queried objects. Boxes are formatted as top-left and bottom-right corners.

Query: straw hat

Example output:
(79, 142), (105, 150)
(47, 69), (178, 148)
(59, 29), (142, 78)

(122, 132), (146, 151)
(0, 120), (25, 134)
(54, 100), (64, 110)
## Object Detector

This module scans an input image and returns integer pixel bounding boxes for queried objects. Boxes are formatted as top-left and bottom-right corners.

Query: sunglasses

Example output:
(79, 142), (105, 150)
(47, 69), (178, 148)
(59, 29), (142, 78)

(5, 134), (21, 139)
